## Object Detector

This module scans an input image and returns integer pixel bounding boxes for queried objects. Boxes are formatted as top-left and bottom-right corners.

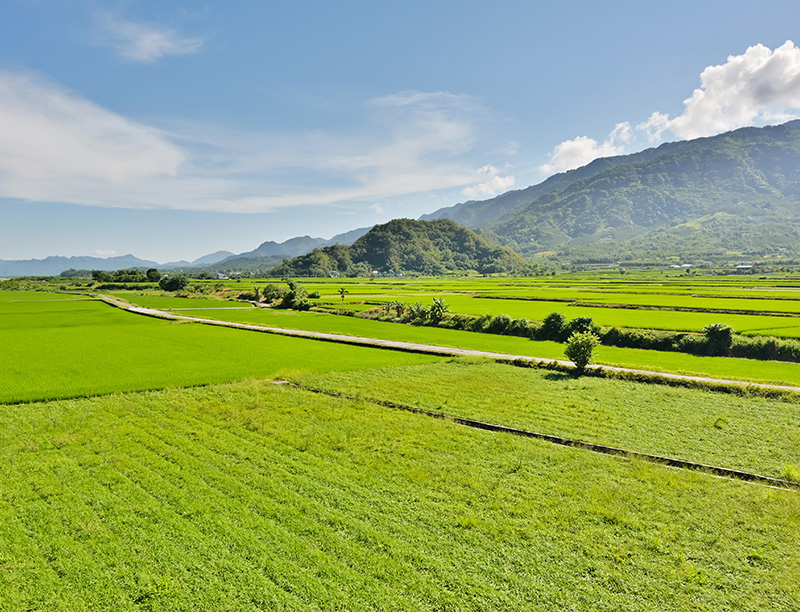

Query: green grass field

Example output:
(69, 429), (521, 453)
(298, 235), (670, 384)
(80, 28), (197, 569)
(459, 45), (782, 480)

(297, 360), (800, 479)
(156, 303), (800, 387)
(4, 284), (800, 610)
(1, 380), (798, 610)
(0, 292), (440, 404)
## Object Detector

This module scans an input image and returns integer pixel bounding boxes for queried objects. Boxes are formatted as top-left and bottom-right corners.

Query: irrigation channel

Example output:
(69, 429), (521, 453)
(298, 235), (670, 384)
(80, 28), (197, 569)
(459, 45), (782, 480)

(95, 294), (800, 491)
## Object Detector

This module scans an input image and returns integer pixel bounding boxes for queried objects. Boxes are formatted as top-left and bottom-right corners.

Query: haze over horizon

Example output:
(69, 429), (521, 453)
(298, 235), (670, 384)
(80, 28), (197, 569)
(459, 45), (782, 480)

(4, 1), (800, 262)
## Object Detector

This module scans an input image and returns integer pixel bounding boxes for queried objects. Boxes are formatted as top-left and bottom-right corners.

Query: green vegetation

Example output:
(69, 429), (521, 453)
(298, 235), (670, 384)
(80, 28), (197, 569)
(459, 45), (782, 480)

(1, 379), (798, 610)
(153, 302), (800, 386)
(564, 331), (600, 372)
(423, 120), (800, 261)
(0, 292), (439, 404)
(4, 278), (800, 610)
(298, 360), (800, 478)
(271, 218), (527, 276)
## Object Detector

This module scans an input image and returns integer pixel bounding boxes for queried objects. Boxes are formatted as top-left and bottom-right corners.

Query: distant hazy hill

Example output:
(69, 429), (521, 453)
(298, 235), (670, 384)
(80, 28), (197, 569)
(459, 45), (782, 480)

(0, 254), (160, 277)
(271, 218), (526, 276)
(217, 226), (373, 267)
(424, 120), (800, 260)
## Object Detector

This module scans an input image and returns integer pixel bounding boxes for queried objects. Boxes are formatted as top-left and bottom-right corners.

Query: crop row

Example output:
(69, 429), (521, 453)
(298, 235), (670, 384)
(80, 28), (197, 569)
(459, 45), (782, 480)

(1, 380), (798, 610)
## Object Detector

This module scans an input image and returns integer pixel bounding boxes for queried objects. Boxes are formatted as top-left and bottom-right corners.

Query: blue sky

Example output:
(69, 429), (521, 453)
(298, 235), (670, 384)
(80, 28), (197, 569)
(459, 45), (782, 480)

(3, 1), (800, 262)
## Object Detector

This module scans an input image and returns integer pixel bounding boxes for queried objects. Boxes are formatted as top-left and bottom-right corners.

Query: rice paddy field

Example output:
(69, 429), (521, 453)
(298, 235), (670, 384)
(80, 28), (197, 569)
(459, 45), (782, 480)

(128, 298), (800, 387)
(0, 292), (440, 404)
(3, 278), (800, 610)
(282, 275), (800, 338)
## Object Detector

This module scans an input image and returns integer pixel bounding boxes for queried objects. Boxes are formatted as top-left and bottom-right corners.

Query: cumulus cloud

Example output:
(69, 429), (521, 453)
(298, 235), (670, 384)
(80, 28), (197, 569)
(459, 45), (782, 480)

(540, 122), (631, 174)
(94, 11), (203, 62)
(0, 72), (488, 213)
(542, 41), (800, 175)
(0, 70), (184, 202)
(667, 41), (800, 138)
(369, 203), (385, 214)
(462, 165), (515, 198)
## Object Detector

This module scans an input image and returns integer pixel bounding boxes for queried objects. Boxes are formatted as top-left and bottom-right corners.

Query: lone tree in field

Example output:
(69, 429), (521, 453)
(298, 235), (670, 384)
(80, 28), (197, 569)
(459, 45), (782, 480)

(337, 287), (349, 312)
(564, 331), (600, 374)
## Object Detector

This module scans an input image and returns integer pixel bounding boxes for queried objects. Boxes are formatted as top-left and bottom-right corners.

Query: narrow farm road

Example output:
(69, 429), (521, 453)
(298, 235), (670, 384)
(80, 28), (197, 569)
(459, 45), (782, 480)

(97, 294), (800, 395)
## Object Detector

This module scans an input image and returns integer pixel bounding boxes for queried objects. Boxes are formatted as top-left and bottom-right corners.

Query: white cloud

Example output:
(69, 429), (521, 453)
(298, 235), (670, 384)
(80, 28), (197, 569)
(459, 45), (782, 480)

(94, 249), (117, 257)
(95, 11), (203, 62)
(462, 165), (515, 198)
(0, 70), (184, 201)
(666, 41), (800, 138)
(541, 41), (800, 176)
(369, 203), (385, 214)
(540, 122), (631, 174)
(0, 72), (490, 213)
(636, 111), (672, 142)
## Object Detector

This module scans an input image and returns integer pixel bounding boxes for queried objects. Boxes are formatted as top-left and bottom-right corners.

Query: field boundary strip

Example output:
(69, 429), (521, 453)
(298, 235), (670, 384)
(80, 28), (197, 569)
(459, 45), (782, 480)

(281, 380), (800, 492)
(95, 294), (800, 397)
(475, 294), (800, 317)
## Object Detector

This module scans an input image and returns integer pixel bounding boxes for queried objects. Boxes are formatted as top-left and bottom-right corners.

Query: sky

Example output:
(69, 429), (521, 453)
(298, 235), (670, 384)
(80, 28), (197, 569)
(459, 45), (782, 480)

(3, 1), (800, 263)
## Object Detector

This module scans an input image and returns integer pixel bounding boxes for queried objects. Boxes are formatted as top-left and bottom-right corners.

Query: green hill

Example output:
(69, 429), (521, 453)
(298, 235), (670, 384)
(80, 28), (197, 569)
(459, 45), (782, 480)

(270, 219), (526, 276)
(425, 120), (800, 261)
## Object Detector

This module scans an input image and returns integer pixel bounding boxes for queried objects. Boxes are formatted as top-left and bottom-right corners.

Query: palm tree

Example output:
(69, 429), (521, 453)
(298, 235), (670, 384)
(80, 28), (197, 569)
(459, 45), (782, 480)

(337, 287), (349, 312)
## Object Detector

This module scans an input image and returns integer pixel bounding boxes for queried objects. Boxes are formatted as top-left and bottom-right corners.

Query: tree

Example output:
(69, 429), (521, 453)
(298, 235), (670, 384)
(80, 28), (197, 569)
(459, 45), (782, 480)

(91, 270), (112, 283)
(159, 276), (188, 292)
(407, 301), (429, 323)
(703, 323), (734, 356)
(278, 278), (310, 310)
(564, 331), (600, 373)
(146, 268), (162, 282)
(428, 297), (449, 323)
(338, 287), (349, 312)
(540, 312), (567, 341)
(567, 316), (597, 336)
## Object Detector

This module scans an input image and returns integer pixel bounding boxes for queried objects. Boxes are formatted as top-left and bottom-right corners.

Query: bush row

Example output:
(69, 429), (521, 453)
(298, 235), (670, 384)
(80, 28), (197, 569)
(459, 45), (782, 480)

(379, 308), (800, 364)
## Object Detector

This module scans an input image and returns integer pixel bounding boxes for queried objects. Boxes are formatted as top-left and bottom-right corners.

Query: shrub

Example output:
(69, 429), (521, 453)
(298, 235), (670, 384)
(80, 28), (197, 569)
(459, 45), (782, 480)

(539, 312), (567, 341)
(407, 301), (429, 323)
(159, 276), (188, 292)
(567, 316), (597, 335)
(564, 331), (600, 373)
(508, 317), (535, 338)
(470, 314), (493, 333)
(703, 323), (734, 356)
(487, 313), (513, 334)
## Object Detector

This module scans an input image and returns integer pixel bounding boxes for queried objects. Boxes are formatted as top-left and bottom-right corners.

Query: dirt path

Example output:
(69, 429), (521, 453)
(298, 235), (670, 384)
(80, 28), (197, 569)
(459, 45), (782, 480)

(97, 294), (800, 395)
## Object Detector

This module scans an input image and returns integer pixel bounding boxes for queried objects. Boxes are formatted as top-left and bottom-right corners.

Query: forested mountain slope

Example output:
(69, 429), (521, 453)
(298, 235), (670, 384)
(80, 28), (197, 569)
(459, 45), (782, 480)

(270, 219), (526, 276)
(426, 121), (800, 260)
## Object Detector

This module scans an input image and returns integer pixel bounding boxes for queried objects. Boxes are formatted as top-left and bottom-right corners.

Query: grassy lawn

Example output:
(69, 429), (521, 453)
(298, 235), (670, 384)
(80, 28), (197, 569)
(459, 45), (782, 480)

(0, 379), (797, 610)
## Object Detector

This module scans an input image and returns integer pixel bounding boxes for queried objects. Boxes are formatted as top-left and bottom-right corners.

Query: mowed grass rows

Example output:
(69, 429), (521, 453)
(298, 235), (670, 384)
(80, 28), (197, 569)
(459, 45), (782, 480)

(297, 361), (800, 480)
(1, 380), (798, 611)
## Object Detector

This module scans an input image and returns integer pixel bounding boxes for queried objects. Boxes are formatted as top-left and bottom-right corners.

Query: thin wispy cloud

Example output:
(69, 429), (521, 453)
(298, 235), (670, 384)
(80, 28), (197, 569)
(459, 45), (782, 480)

(0, 70), (184, 199)
(462, 165), (515, 198)
(541, 41), (800, 174)
(0, 72), (488, 213)
(94, 11), (203, 62)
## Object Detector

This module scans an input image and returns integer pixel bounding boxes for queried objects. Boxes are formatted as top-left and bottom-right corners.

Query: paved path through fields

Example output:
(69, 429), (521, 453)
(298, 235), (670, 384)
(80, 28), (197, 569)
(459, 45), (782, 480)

(97, 294), (800, 395)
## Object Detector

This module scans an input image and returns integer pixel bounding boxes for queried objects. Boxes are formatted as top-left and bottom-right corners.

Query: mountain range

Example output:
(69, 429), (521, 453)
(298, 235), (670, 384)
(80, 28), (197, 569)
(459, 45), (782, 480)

(7, 120), (800, 276)
(422, 120), (800, 261)
(0, 227), (372, 277)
